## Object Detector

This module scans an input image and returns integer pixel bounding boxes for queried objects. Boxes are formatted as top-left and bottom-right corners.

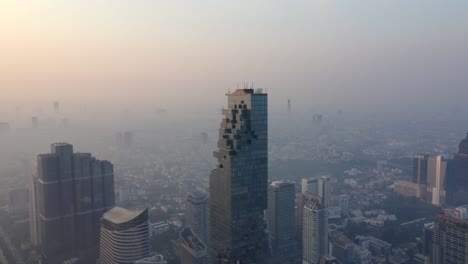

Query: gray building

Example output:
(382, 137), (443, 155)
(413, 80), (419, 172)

(179, 227), (208, 264)
(267, 181), (297, 257)
(209, 88), (268, 263)
(185, 192), (209, 245)
(29, 143), (115, 264)
(99, 207), (150, 264)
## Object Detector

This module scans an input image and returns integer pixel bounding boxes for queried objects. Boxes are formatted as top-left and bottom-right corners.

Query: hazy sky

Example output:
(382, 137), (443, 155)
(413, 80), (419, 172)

(1, 0), (468, 116)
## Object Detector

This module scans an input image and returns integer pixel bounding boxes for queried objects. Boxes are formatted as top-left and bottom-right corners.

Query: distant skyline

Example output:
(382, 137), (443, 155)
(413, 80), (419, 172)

(1, 1), (468, 117)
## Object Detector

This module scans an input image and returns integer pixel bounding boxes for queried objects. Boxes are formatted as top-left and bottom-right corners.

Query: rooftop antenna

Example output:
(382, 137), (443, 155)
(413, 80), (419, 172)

(251, 82), (254, 89)
(237, 81), (239, 89)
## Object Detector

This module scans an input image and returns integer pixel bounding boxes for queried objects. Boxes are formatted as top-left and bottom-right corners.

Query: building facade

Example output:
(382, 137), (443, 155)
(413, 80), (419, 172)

(446, 133), (468, 206)
(302, 193), (328, 264)
(413, 154), (429, 185)
(394, 180), (425, 198)
(179, 227), (208, 264)
(426, 155), (447, 206)
(430, 213), (468, 264)
(209, 88), (268, 263)
(267, 181), (297, 258)
(186, 192), (209, 245)
(29, 143), (115, 263)
(99, 207), (150, 264)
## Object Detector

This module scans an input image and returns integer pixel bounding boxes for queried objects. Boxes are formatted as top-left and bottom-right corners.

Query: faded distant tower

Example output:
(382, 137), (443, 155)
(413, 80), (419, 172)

(53, 101), (60, 114)
(32, 116), (39, 129)
(210, 88), (268, 263)
(29, 143), (115, 263)
(288, 98), (291, 113)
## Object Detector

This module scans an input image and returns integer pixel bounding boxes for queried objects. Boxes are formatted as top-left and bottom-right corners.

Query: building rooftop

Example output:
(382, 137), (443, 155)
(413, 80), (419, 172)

(180, 227), (205, 251)
(228, 88), (266, 96)
(187, 192), (208, 204)
(270, 180), (295, 188)
(103, 207), (145, 224)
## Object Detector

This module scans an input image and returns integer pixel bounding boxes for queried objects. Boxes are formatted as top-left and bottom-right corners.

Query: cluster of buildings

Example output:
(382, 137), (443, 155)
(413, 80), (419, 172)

(394, 133), (468, 207)
(1, 88), (467, 264)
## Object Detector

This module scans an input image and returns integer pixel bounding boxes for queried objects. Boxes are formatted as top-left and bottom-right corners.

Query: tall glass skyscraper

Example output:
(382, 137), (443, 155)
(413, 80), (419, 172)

(210, 88), (268, 263)
(29, 143), (115, 264)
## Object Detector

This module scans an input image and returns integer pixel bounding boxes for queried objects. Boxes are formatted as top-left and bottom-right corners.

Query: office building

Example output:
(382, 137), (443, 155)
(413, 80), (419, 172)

(446, 133), (468, 205)
(99, 207), (150, 264)
(338, 195), (349, 216)
(426, 155), (447, 206)
(29, 143), (115, 263)
(179, 227), (208, 264)
(267, 181), (297, 257)
(430, 212), (468, 264)
(302, 193), (328, 264)
(185, 192), (209, 245)
(298, 177), (330, 240)
(210, 88), (268, 263)
(413, 154), (428, 184)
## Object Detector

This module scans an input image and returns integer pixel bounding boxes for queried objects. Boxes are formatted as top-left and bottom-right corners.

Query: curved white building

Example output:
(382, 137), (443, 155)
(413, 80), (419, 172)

(99, 207), (150, 264)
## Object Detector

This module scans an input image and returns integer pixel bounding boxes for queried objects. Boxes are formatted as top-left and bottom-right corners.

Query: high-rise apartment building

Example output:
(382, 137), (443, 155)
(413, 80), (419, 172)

(179, 227), (208, 264)
(29, 143), (115, 263)
(210, 88), (268, 263)
(426, 155), (447, 206)
(99, 207), (150, 264)
(186, 192), (209, 245)
(302, 193), (328, 264)
(429, 212), (468, 264)
(267, 181), (297, 258)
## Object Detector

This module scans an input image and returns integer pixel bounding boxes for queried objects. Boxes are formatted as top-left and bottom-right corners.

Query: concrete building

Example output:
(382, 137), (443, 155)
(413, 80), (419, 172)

(298, 177), (330, 241)
(338, 195), (349, 216)
(394, 180), (425, 198)
(426, 156), (447, 206)
(99, 207), (150, 264)
(363, 236), (392, 257)
(179, 227), (208, 264)
(413, 154), (428, 185)
(29, 143), (115, 263)
(302, 193), (328, 264)
(185, 192), (209, 245)
(267, 181), (297, 257)
(209, 88), (268, 263)
(430, 212), (468, 264)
